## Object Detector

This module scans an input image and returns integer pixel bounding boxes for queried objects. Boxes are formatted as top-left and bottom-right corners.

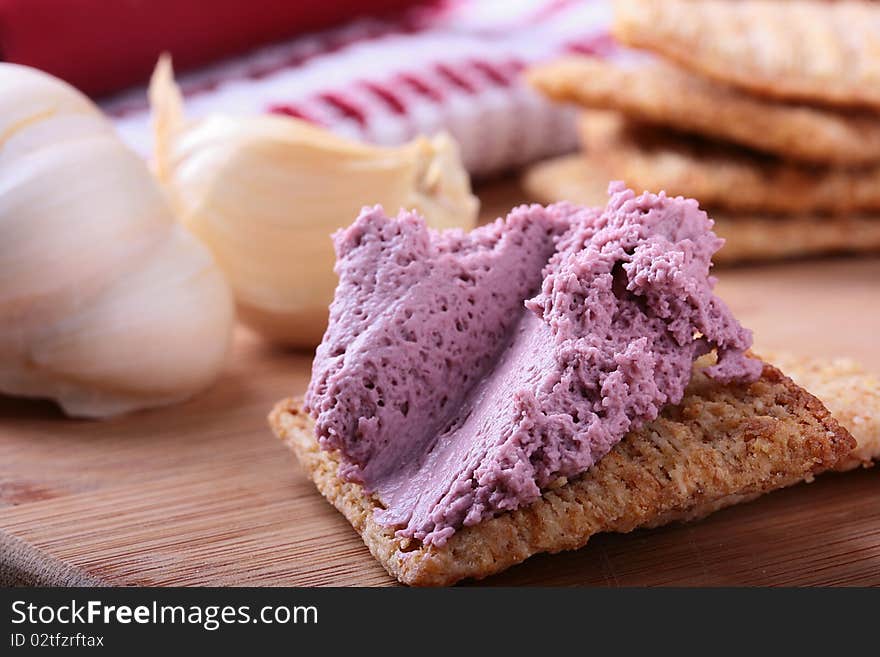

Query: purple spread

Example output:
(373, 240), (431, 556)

(306, 183), (761, 546)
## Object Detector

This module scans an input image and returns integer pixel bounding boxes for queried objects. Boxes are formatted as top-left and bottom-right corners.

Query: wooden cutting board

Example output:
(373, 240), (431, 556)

(2, 181), (879, 586)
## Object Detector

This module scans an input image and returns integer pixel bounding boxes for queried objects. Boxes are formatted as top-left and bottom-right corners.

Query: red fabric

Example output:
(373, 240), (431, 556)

(0, 0), (427, 96)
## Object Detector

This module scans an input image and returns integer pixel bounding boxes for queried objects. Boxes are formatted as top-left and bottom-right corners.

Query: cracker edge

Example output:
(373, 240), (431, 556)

(526, 56), (880, 166)
(763, 352), (880, 470)
(575, 111), (880, 216)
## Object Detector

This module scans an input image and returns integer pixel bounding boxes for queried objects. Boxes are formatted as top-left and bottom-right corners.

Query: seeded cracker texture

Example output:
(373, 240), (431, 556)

(527, 56), (880, 166)
(270, 359), (854, 586)
(522, 154), (880, 264)
(612, 0), (880, 110)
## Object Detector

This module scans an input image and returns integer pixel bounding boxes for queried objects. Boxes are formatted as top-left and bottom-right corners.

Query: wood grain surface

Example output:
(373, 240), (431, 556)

(1, 180), (878, 586)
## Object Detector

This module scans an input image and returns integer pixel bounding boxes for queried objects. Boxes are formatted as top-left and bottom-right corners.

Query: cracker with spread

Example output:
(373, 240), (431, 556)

(270, 185), (858, 585)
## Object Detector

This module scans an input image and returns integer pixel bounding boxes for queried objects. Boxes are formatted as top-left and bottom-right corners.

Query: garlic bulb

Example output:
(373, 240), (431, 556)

(150, 57), (479, 347)
(0, 64), (234, 418)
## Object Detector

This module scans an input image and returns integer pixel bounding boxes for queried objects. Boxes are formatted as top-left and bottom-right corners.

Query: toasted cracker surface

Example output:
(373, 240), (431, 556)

(527, 56), (880, 165)
(613, 0), (880, 109)
(522, 154), (880, 264)
(578, 111), (880, 215)
(765, 353), (880, 470)
(270, 362), (854, 586)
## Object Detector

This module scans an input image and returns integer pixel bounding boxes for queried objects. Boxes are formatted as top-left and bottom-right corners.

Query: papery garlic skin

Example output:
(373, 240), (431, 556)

(0, 64), (235, 418)
(150, 57), (480, 347)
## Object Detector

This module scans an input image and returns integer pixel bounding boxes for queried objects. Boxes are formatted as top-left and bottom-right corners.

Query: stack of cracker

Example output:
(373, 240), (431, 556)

(525, 0), (880, 264)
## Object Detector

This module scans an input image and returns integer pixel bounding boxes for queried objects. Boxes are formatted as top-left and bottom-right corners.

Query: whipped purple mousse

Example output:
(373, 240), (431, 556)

(306, 182), (761, 546)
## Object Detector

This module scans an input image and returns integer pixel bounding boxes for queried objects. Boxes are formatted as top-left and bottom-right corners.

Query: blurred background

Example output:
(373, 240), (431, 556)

(2, 0), (878, 361)
(3, 0), (608, 175)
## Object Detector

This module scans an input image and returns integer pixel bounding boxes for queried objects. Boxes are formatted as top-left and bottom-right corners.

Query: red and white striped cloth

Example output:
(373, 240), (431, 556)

(106, 0), (614, 177)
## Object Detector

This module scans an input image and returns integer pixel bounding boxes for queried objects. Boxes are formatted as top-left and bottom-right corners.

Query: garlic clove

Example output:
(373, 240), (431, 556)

(151, 57), (480, 348)
(0, 135), (169, 323)
(0, 63), (235, 418)
(0, 64), (97, 140)
(406, 133), (480, 230)
(22, 226), (233, 417)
